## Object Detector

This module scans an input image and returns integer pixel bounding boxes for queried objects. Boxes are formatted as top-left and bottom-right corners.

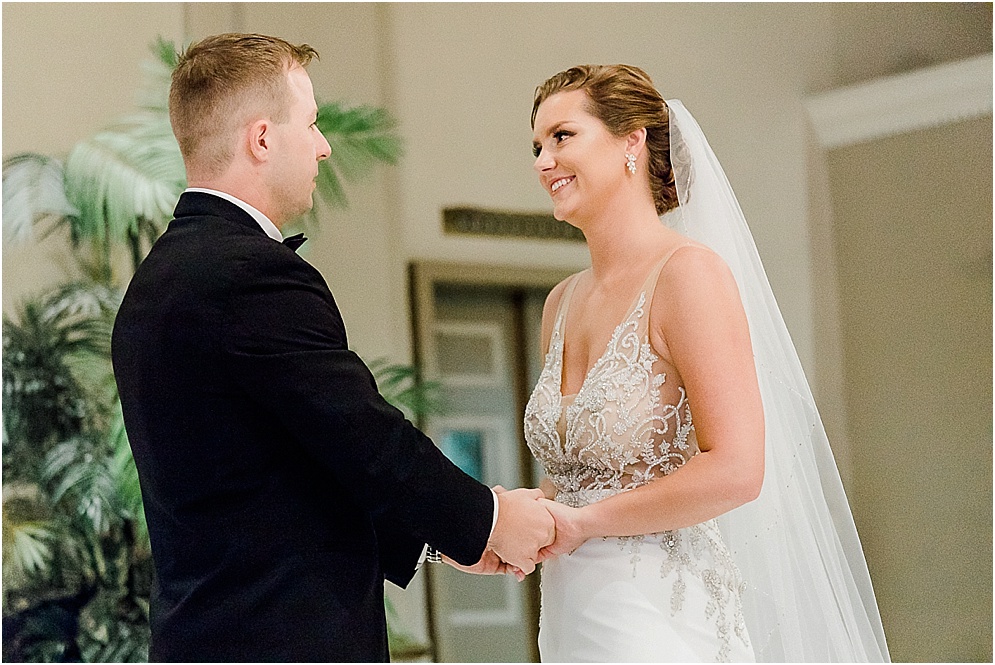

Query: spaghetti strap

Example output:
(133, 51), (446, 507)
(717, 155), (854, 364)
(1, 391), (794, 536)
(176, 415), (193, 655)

(643, 243), (695, 305)
(552, 271), (585, 331)
(540, 272), (585, 359)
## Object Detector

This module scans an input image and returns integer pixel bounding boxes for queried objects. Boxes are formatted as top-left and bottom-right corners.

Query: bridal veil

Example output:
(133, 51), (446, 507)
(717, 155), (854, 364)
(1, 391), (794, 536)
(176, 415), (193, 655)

(663, 99), (890, 662)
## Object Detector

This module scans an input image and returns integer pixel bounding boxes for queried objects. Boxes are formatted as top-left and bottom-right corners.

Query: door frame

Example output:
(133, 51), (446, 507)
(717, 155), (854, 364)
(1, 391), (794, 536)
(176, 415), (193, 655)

(408, 260), (574, 662)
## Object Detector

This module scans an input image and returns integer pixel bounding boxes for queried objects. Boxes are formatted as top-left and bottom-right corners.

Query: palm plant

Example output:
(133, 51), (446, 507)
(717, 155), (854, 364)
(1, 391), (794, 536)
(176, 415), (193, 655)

(2, 281), (145, 662)
(2, 37), (410, 662)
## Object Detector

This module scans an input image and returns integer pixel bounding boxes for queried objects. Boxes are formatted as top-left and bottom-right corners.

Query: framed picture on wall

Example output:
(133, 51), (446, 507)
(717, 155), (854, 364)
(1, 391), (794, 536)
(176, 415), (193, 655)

(431, 321), (506, 388)
(430, 415), (514, 488)
(438, 428), (485, 481)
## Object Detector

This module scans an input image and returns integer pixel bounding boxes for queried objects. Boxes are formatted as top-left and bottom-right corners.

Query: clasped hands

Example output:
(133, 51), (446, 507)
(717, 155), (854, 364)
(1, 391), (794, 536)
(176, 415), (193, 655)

(443, 486), (588, 581)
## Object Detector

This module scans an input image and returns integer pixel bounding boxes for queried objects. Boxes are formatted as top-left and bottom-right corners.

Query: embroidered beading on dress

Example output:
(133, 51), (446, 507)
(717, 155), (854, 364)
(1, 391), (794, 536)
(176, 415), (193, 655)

(525, 258), (751, 662)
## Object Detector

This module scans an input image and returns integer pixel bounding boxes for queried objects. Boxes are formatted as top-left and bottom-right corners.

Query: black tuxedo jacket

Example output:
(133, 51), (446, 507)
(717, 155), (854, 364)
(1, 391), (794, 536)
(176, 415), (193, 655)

(112, 192), (493, 662)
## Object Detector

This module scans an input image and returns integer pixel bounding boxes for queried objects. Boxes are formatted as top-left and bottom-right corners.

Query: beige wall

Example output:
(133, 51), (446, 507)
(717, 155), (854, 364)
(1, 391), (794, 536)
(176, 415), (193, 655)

(1, 3), (407, 361)
(827, 116), (993, 662)
(828, 2), (994, 88)
(3, 3), (991, 661)
(5, 2), (989, 375)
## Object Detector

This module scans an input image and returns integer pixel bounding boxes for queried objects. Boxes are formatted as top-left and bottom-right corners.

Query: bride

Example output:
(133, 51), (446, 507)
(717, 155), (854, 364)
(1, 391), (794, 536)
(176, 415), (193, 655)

(523, 64), (890, 662)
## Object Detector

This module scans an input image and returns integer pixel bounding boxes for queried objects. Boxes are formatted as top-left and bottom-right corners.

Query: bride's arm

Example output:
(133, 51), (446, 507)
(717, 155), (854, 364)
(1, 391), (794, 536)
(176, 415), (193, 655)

(539, 247), (764, 557)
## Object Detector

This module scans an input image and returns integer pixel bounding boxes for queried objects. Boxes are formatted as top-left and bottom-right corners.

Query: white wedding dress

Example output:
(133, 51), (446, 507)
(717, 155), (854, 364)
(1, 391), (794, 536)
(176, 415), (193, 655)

(521, 100), (888, 663)
(524, 249), (755, 663)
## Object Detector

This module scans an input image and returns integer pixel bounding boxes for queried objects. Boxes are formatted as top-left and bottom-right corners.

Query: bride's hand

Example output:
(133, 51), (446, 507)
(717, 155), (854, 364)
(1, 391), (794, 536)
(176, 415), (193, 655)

(443, 548), (526, 582)
(536, 499), (590, 562)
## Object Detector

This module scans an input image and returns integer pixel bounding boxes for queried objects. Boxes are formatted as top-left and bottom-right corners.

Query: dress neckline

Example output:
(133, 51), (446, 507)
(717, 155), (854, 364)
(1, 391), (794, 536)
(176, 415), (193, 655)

(553, 245), (692, 398)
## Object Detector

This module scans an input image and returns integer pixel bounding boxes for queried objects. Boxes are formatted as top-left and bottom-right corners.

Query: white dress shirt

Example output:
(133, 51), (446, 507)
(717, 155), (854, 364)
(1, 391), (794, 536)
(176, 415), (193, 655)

(184, 187), (283, 241)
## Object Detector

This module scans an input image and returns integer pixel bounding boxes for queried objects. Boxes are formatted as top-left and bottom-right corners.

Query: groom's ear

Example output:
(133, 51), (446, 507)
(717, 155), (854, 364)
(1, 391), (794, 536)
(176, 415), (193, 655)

(246, 118), (272, 163)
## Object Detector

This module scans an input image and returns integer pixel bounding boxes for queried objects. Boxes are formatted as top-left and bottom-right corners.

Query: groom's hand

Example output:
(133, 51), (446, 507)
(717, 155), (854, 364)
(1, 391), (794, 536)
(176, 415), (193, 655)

(487, 488), (555, 575)
(443, 549), (526, 582)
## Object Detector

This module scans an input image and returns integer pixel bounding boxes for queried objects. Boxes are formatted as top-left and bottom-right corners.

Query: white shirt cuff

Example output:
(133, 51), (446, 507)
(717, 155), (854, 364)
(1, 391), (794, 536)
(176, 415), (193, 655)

(490, 487), (500, 536)
(416, 543), (431, 568)
(417, 488), (500, 570)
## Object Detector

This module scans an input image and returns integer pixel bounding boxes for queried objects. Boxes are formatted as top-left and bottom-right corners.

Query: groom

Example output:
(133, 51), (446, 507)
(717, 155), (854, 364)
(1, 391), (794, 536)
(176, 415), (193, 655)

(112, 33), (553, 662)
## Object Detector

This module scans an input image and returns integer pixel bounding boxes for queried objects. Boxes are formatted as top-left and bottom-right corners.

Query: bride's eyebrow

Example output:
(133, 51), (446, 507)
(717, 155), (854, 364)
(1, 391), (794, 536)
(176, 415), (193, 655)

(547, 121), (571, 135)
(533, 121), (571, 146)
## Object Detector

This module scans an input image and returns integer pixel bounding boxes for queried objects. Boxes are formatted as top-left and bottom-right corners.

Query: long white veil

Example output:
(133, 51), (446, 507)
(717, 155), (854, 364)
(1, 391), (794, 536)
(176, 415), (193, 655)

(663, 100), (890, 662)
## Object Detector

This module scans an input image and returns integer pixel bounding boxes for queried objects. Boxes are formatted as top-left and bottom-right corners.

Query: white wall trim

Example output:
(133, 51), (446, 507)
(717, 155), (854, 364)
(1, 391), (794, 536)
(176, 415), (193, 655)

(805, 53), (993, 149)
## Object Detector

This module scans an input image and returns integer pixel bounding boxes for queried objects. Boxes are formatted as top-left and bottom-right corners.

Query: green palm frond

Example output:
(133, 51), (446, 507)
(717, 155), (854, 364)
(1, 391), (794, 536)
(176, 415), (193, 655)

(80, 615), (149, 663)
(2, 483), (56, 581)
(136, 37), (178, 112)
(44, 438), (117, 535)
(2, 282), (117, 455)
(2, 154), (79, 246)
(5, 522), (55, 582)
(40, 280), (121, 328)
(108, 402), (147, 542)
(3, 313), (92, 451)
(315, 102), (403, 208)
(368, 358), (444, 420)
(10, 280), (117, 357)
(64, 113), (185, 252)
(79, 587), (150, 662)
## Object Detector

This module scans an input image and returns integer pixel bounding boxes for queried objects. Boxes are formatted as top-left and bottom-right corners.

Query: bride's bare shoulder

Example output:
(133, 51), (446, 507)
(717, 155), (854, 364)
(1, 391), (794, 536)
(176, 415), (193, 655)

(667, 241), (727, 270)
(655, 242), (742, 311)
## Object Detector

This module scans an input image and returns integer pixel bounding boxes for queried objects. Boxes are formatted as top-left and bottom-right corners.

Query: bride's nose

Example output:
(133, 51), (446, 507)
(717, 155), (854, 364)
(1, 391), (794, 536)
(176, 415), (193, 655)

(533, 149), (554, 173)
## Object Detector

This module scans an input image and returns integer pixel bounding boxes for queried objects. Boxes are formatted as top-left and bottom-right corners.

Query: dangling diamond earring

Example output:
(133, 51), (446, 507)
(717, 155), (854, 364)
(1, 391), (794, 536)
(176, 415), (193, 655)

(625, 153), (637, 175)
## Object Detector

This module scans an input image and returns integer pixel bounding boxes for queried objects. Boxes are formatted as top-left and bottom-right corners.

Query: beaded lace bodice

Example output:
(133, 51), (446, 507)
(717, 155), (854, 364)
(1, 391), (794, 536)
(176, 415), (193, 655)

(526, 253), (751, 662)
(525, 258), (697, 508)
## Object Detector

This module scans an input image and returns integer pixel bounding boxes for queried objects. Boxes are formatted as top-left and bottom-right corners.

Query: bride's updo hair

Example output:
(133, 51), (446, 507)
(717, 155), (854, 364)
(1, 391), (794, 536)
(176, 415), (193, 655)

(532, 64), (679, 215)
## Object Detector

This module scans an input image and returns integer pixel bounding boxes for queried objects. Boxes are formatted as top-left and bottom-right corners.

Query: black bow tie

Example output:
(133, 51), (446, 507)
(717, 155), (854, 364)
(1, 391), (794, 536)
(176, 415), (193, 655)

(282, 233), (307, 252)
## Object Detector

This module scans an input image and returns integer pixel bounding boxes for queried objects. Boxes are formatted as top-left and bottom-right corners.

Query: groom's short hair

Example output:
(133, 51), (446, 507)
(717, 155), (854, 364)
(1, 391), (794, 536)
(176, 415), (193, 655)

(169, 33), (318, 178)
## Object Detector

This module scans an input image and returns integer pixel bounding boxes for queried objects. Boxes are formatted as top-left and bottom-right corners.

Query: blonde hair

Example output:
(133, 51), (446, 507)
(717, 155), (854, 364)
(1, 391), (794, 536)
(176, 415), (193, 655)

(169, 33), (318, 177)
(532, 64), (678, 215)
